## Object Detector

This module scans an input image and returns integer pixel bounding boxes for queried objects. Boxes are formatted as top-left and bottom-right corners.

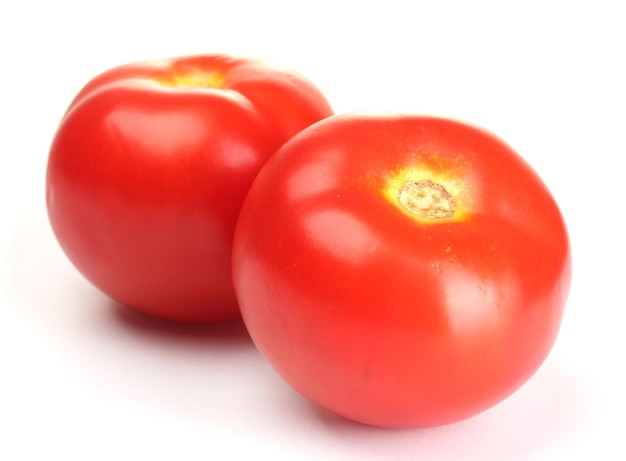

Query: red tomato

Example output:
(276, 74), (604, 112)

(232, 113), (572, 428)
(46, 54), (333, 323)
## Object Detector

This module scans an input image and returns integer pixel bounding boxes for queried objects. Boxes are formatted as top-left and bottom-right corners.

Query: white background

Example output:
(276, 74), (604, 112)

(1, 1), (624, 459)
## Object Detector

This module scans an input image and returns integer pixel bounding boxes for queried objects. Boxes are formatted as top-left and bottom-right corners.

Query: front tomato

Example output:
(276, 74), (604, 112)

(46, 54), (332, 323)
(232, 113), (571, 428)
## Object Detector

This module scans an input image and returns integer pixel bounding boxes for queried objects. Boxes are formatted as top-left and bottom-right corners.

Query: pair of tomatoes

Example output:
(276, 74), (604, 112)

(46, 54), (571, 428)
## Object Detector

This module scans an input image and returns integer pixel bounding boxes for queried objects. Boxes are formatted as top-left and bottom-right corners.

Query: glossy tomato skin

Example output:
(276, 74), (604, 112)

(46, 54), (333, 323)
(232, 113), (571, 428)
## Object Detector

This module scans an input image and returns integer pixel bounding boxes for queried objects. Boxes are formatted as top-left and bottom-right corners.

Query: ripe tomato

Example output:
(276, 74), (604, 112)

(232, 113), (572, 428)
(46, 54), (333, 323)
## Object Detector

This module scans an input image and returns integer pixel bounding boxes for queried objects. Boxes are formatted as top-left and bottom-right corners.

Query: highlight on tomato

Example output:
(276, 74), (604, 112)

(46, 53), (333, 323)
(232, 112), (572, 428)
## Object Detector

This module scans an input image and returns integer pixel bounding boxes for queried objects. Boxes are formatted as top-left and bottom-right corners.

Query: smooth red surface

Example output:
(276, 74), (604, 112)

(46, 54), (333, 323)
(232, 113), (572, 428)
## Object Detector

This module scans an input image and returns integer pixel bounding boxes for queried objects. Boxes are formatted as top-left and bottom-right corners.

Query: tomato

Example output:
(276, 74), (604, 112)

(232, 112), (572, 428)
(46, 54), (333, 323)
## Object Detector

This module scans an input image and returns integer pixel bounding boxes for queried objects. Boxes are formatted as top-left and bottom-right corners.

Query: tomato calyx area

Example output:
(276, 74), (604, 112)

(383, 165), (469, 224)
(398, 179), (456, 219)
(160, 70), (227, 89)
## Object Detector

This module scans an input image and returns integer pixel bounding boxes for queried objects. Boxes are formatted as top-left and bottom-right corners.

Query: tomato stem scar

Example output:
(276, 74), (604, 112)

(398, 180), (456, 219)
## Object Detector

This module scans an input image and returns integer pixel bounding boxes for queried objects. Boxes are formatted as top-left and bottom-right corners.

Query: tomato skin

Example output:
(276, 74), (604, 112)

(46, 54), (333, 323)
(232, 112), (572, 428)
